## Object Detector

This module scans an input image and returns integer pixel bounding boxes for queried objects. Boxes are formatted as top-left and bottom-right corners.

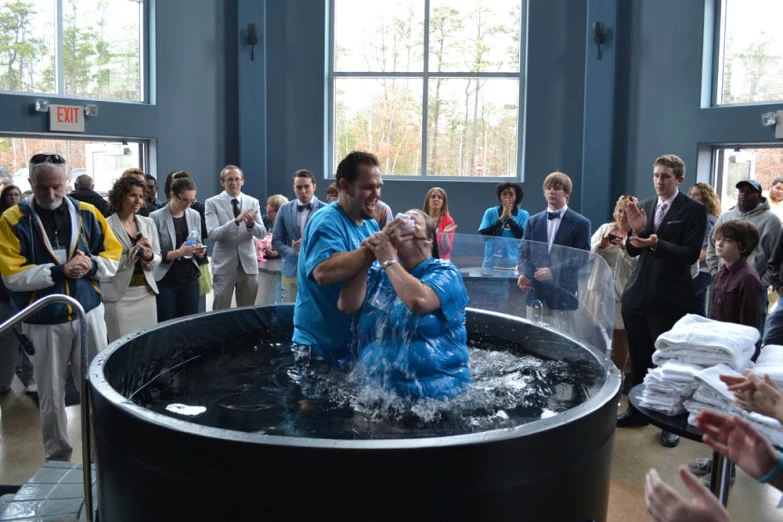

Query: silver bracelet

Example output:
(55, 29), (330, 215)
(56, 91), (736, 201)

(381, 259), (398, 269)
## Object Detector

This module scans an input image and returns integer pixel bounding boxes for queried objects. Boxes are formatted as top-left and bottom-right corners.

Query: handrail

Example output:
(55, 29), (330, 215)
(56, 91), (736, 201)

(0, 294), (93, 522)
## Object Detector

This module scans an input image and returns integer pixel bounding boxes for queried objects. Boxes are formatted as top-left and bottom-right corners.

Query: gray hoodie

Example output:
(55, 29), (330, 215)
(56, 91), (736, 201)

(706, 198), (782, 284)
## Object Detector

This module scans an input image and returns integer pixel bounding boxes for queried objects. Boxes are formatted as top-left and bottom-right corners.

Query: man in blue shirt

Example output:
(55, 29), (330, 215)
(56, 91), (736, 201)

(293, 151), (410, 366)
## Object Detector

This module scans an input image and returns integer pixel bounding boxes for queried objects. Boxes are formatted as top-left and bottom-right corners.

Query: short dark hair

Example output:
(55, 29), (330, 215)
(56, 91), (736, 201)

(292, 169), (315, 184)
(495, 182), (524, 206)
(145, 174), (157, 184)
(74, 174), (93, 189)
(714, 220), (760, 258)
(108, 176), (145, 215)
(335, 150), (379, 188)
(326, 182), (338, 196)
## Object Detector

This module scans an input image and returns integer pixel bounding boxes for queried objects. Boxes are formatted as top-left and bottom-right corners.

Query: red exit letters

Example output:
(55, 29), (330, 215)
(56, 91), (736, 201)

(57, 106), (79, 124)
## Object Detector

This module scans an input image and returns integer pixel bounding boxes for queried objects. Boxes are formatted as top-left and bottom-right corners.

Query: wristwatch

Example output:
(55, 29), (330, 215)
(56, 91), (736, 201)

(381, 259), (398, 269)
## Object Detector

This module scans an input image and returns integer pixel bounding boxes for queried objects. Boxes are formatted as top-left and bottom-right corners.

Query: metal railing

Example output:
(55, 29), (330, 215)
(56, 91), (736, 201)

(0, 294), (94, 522)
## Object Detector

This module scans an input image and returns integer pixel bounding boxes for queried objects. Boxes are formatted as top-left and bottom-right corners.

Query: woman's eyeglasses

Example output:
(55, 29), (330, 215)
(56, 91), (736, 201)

(176, 195), (196, 206)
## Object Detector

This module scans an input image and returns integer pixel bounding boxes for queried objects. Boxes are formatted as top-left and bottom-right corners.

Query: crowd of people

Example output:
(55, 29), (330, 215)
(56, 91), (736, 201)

(2, 149), (783, 520)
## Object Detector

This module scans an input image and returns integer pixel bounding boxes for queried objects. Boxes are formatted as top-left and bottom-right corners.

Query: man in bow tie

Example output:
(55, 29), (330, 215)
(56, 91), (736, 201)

(205, 165), (266, 310)
(272, 169), (328, 301)
(517, 171), (591, 331)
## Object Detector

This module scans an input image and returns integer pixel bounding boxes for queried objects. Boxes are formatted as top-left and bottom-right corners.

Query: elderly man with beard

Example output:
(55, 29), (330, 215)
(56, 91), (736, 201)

(292, 150), (413, 367)
(0, 153), (121, 461)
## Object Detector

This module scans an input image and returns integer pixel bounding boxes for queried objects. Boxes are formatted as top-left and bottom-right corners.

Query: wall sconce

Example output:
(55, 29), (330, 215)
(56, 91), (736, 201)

(85, 104), (99, 117)
(592, 21), (606, 61)
(247, 23), (259, 61)
(34, 99), (49, 112)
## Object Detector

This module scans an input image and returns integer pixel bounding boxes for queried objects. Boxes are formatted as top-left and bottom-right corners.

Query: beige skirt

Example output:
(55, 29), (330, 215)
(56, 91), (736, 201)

(105, 285), (157, 343)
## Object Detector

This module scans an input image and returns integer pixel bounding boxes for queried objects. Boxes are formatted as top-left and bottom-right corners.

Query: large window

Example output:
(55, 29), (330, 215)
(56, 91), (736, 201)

(0, 136), (147, 196)
(712, 146), (783, 212)
(715, 0), (783, 105)
(330, 0), (524, 178)
(0, 0), (145, 102)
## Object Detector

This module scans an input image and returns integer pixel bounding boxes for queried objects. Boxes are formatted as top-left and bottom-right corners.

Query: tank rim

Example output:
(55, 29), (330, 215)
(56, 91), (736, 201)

(89, 306), (621, 450)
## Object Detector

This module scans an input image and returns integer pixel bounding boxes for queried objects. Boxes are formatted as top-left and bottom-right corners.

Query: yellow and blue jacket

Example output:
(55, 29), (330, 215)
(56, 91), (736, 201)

(0, 196), (122, 324)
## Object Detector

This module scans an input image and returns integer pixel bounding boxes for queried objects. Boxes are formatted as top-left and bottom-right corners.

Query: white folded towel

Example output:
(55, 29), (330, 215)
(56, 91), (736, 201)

(754, 345), (783, 389)
(652, 315), (757, 370)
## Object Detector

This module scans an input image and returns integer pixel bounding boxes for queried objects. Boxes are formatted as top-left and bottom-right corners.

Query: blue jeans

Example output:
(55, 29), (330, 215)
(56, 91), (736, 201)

(156, 280), (200, 322)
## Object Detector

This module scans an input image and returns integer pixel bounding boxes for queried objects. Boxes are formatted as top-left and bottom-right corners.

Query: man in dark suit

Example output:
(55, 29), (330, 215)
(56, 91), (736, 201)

(517, 171), (591, 331)
(617, 154), (707, 448)
(272, 169), (328, 302)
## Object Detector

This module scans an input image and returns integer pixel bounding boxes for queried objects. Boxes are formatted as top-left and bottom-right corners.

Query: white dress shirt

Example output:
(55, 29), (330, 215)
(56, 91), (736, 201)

(297, 197), (315, 238)
(547, 204), (568, 252)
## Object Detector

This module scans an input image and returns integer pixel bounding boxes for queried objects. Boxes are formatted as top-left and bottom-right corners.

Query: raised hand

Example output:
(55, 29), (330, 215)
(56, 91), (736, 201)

(721, 371), (783, 422)
(443, 223), (458, 233)
(625, 200), (648, 235)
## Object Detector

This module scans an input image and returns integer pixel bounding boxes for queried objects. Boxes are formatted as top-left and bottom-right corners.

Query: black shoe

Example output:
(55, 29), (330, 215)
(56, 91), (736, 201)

(617, 408), (650, 428)
(660, 431), (680, 448)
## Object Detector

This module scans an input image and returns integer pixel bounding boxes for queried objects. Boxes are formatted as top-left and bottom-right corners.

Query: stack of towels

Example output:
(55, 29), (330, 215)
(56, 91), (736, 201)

(638, 362), (701, 414)
(639, 314), (758, 415)
(650, 314), (758, 371)
(683, 364), (783, 447)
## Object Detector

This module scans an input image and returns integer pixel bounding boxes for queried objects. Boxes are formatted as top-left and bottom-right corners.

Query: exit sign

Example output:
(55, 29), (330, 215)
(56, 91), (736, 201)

(49, 104), (85, 132)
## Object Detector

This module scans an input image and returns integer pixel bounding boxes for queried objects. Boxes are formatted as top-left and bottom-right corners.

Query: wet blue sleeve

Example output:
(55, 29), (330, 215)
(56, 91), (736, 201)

(302, 213), (347, 280)
(420, 263), (468, 319)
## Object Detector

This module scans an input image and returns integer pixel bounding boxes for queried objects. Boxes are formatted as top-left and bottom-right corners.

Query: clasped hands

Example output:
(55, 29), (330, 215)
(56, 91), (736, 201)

(63, 250), (93, 279)
(235, 208), (258, 227)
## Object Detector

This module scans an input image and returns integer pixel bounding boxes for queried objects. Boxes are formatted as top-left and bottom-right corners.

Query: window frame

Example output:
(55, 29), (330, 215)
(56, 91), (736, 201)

(326, 0), (527, 181)
(711, 0), (783, 107)
(0, 0), (150, 104)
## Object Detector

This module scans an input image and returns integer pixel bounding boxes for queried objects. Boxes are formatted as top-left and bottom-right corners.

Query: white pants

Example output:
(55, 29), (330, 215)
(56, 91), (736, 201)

(213, 267), (259, 309)
(25, 304), (107, 461)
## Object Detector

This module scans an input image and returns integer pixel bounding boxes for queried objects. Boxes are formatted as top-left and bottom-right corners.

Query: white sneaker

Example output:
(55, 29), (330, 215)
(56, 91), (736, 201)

(24, 383), (37, 394)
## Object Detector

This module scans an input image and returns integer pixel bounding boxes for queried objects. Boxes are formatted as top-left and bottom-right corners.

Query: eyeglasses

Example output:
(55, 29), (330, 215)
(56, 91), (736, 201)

(176, 195), (196, 206)
(30, 153), (65, 165)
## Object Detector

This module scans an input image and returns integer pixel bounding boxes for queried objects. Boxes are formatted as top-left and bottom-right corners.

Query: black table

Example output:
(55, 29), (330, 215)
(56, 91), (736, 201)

(629, 384), (733, 506)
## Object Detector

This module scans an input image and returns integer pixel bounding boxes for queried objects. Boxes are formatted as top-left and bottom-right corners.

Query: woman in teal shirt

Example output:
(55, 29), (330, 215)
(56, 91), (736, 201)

(478, 182), (529, 268)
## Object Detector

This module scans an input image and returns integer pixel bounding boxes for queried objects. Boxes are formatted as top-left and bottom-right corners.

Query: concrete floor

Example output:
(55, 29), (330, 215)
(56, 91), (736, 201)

(1, 382), (781, 520)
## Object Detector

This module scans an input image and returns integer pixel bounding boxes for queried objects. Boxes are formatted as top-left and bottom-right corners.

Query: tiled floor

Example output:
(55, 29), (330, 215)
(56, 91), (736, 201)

(1, 385), (781, 520)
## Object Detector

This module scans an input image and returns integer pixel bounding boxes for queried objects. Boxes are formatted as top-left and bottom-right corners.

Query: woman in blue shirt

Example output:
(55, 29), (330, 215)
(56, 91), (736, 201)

(338, 210), (471, 400)
(478, 182), (529, 268)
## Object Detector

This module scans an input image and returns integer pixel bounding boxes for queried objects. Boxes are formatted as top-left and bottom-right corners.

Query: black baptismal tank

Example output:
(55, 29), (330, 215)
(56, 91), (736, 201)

(89, 304), (621, 521)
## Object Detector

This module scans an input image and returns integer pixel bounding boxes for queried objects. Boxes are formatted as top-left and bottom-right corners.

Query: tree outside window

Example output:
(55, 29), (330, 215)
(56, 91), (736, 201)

(331, 0), (524, 178)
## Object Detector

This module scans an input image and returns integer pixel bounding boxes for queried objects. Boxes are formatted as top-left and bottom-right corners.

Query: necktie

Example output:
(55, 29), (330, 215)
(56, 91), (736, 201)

(654, 203), (668, 232)
(298, 203), (312, 212)
(231, 199), (240, 218)
(547, 211), (561, 220)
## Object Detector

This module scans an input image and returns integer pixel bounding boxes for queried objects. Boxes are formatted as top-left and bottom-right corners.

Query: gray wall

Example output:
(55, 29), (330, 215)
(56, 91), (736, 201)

(0, 0), (239, 202)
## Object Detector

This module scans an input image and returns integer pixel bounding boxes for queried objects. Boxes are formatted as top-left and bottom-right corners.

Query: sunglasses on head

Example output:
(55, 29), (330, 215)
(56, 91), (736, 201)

(30, 153), (66, 165)
(618, 195), (637, 202)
